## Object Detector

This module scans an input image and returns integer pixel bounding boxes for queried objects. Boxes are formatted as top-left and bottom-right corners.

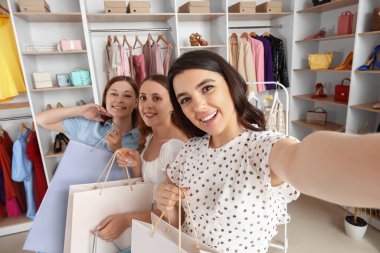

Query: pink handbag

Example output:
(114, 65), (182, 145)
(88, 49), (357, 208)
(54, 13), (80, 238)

(58, 39), (82, 51)
(337, 11), (354, 35)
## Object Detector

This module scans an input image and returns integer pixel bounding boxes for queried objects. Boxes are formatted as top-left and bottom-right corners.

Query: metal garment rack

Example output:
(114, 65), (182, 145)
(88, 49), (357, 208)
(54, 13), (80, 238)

(247, 81), (289, 253)
(228, 24), (282, 30)
(0, 115), (32, 121)
(89, 27), (172, 33)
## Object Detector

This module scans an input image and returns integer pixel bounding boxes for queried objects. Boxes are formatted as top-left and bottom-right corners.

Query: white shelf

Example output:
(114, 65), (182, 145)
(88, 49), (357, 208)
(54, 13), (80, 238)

(0, 216), (32, 236)
(297, 0), (359, 13)
(13, 12), (82, 22)
(293, 94), (348, 108)
(351, 103), (380, 113)
(295, 33), (355, 43)
(293, 68), (352, 73)
(30, 85), (92, 92)
(228, 12), (291, 21)
(87, 13), (175, 22)
(180, 44), (226, 50)
(292, 119), (345, 132)
(177, 13), (225, 22)
(0, 101), (29, 110)
(22, 50), (87, 55)
(358, 30), (380, 37)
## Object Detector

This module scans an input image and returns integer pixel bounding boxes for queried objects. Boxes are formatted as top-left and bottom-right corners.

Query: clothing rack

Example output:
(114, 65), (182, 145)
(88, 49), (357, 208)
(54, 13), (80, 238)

(0, 115), (32, 121)
(229, 24), (282, 29)
(89, 27), (172, 33)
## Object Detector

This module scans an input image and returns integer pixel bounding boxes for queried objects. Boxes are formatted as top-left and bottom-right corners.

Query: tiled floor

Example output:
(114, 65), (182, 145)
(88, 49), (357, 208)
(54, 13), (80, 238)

(0, 194), (379, 253)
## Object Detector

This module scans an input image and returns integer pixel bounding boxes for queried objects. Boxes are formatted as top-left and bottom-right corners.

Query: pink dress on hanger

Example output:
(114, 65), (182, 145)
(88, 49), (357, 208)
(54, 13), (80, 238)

(143, 40), (153, 76)
(163, 45), (172, 76)
(151, 41), (164, 75)
(118, 44), (131, 77)
(133, 53), (146, 87)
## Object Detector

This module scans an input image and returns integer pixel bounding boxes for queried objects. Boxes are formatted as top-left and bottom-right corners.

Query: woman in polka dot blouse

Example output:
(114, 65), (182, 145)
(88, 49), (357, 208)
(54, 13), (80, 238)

(155, 50), (380, 253)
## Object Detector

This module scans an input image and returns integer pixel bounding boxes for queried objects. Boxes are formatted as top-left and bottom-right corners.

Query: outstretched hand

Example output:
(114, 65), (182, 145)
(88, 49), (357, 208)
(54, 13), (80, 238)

(81, 103), (110, 122)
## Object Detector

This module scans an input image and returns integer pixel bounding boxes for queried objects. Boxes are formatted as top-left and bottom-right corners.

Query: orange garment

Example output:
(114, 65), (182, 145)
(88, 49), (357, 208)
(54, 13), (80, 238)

(0, 14), (26, 102)
(0, 131), (26, 216)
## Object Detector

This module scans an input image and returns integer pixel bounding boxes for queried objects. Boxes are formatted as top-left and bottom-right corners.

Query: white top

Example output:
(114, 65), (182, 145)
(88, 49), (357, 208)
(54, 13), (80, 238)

(141, 135), (184, 208)
(167, 130), (300, 253)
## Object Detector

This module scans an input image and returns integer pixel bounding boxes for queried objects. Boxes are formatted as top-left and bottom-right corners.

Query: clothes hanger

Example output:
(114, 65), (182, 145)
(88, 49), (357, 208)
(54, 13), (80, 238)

(147, 33), (154, 44)
(19, 121), (29, 133)
(249, 31), (257, 37)
(156, 34), (172, 48)
(0, 125), (4, 138)
(133, 35), (143, 49)
(123, 35), (132, 50)
(241, 32), (249, 40)
(113, 35), (120, 44)
(0, 4), (10, 14)
(106, 35), (112, 47)
(262, 31), (270, 37)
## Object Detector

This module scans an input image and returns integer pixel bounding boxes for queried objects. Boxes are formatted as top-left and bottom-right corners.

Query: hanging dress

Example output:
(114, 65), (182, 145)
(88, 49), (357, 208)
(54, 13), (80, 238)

(0, 14), (26, 102)
(0, 130), (26, 217)
(12, 129), (35, 219)
(133, 52), (146, 87)
(150, 41), (164, 75)
(142, 39), (153, 76)
(26, 131), (47, 210)
(163, 45), (172, 76)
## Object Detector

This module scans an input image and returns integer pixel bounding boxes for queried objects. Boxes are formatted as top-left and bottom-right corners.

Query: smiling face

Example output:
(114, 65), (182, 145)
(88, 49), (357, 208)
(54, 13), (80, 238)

(105, 80), (137, 119)
(173, 69), (242, 143)
(138, 80), (173, 128)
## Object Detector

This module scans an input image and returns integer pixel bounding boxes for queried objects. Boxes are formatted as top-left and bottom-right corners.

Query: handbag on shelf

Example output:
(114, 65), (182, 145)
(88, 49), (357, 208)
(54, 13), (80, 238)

(371, 7), (380, 31)
(334, 78), (350, 103)
(337, 11), (354, 35)
(56, 73), (71, 87)
(308, 52), (333, 70)
(306, 107), (327, 125)
(58, 39), (83, 51)
(70, 68), (91, 86)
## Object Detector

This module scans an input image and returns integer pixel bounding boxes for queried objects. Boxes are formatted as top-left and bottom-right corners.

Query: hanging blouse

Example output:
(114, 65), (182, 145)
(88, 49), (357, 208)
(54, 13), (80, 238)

(0, 14), (26, 102)
(163, 45), (172, 76)
(0, 130), (26, 217)
(249, 36), (265, 92)
(26, 131), (47, 211)
(151, 41), (164, 75)
(118, 44), (131, 77)
(133, 53), (146, 87)
(254, 36), (275, 88)
(229, 33), (239, 70)
(12, 129), (35, 219)
(237, 37), (256, 83)
(143, 39), (153, 76)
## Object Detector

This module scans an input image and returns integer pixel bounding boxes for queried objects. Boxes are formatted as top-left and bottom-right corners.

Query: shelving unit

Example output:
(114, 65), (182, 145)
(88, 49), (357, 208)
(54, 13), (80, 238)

(87, 13), (175, 22)
(30, 85), (92, 92)
(228, 12), (291, 21)
(0, 101), (29, 110)
(293, 94), (348, 108)
(351, 103), (380, 113)
(22, 50), (87, 55)
(292, 119), (345, 132)
(13, 12), (82, 22)
(295, 33), (355, 43)
(297, 0), (359, 13)
(293, 68), (352, 73)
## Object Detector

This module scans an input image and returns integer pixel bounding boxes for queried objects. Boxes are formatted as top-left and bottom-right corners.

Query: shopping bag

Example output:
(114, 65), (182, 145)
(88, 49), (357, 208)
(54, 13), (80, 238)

(64, 152), (153, 253)
(337, 11), (354, 35)
(23, 140), (130, 253)
(131, 213), (217, 253)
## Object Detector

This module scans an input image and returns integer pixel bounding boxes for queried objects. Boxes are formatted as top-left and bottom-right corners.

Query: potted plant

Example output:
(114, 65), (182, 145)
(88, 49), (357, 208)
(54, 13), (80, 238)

(344, 207), (369, 240)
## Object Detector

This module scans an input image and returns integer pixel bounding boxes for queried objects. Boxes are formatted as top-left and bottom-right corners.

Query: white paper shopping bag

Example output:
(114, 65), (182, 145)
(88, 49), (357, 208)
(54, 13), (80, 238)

(64, 179), (153, 253)
(131, 213), (218, 253)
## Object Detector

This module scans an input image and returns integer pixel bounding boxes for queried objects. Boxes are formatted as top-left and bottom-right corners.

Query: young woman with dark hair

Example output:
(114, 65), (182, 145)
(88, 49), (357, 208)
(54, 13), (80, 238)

(36, 76), (140, 151)
(156, 50), (380, 253)
(95, 75), (187, 247)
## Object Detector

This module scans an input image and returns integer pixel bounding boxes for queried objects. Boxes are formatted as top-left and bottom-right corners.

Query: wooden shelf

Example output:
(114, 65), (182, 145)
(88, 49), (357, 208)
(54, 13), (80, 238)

(228, 12), (292, 21)
(13, 12), (82, 22)
(358, 30), (380, 36)
(177, 13), (225, 22)
(293, 94), (348, 108)
(180, 44), (226, 50)
(351, 102), (380, 113)
(23, 50), (87, 55)
(293, 68), (351, 73)
(292, 119), (345, 132)
(30, 85), (92, 92)
(295, 33), (354, 43)
(355, 70), (380, 74)
(0, 101), (29, 110)
(87, 13), (175, 22)
(0, 216), (33, 236)
(297, 0), (359, 13)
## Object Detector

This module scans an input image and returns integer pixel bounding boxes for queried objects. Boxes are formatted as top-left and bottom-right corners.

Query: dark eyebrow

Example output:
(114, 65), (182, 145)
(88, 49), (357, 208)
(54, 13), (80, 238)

(176, 79), (216, 99)
(111, 89), (132, 93)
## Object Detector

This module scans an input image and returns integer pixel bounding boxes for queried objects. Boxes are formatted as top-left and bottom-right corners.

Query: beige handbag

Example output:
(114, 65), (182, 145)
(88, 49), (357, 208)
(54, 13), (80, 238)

(306, 107), (327, 125)
(308, 52), (333, 70)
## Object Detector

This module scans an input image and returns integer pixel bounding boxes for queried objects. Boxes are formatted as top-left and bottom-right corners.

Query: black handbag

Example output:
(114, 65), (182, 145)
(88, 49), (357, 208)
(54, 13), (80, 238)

(312, 0), (331, 6)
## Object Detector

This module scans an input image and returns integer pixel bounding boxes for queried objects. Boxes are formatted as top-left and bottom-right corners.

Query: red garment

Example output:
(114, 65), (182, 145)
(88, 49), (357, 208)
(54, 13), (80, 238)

(0, 131), (26, 216)
(26, 131), (47, 210)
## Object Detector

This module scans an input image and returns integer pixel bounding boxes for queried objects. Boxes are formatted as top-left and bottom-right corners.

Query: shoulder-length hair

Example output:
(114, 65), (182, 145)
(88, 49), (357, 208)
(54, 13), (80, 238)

(168, 50), (265, 138)
(101, 76), (139, 128)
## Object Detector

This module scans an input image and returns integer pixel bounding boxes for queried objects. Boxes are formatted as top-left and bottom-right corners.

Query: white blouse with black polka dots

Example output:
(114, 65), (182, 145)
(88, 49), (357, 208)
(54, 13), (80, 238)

(167, 130), (300, 253)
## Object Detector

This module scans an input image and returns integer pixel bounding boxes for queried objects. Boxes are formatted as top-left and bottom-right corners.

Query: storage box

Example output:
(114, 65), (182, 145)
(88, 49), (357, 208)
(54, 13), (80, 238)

(58, 40), (83, 51)
(19, 0), (50, 12)
(306, 108), (327, 125)
(127, 1), (150, 13)
(179, 1), (210, 13)
(256, 1), (282, 13)
(105, 7), (127, 13)
(229, 2), (256, 14)
(104, 0), (126, 8)
(32, 72), (53, 89)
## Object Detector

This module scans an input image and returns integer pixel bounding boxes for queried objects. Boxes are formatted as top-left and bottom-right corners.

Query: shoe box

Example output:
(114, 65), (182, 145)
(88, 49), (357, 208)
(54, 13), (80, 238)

(104, 0), (127, 13)
(179, 1), (210, 13)
(127, 1), (150, 13)
(18, 0), (50, 12)
(256, 1), (282, 14)
(229, 2), (256, 14)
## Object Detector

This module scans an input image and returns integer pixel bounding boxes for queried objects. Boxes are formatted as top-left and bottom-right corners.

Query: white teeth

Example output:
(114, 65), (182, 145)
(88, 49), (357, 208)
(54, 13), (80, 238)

(201, 111), (217, 122)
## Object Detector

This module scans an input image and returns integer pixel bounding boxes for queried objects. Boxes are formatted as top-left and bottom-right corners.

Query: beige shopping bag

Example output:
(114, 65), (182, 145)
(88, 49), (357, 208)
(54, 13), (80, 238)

(131, 188), (218, 253)
(64, 152), (153, 253)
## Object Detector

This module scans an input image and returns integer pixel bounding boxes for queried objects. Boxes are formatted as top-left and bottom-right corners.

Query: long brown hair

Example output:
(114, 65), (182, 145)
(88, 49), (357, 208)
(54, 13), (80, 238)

(168, 50), (266, 138)
(101, 76), (139, 128)
(137, 75), (182, 152)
